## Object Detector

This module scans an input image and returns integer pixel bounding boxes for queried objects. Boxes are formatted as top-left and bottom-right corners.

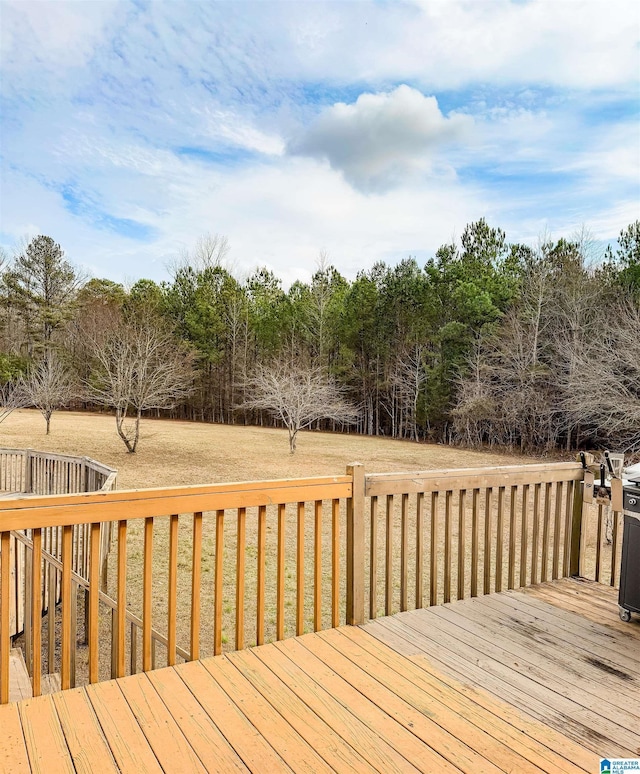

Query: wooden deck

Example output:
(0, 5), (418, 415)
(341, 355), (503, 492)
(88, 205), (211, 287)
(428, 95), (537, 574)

(2, 578), (638, 773)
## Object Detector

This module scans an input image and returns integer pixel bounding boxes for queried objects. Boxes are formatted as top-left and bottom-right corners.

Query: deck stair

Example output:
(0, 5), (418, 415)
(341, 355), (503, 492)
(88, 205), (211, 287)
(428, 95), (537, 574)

(9, 648), (60, 703)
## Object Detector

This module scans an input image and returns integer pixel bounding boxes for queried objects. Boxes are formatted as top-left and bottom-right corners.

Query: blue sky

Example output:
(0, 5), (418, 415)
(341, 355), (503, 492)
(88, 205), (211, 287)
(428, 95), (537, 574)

(1, 0), (638, 287)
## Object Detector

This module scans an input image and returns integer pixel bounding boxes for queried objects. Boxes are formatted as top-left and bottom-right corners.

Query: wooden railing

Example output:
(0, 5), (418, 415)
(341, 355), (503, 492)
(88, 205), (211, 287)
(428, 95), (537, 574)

(0, 459), (624, 704)
(361, 460), (619, 621)
(0, 448), (117, 497)
(0, 449), (117, 639)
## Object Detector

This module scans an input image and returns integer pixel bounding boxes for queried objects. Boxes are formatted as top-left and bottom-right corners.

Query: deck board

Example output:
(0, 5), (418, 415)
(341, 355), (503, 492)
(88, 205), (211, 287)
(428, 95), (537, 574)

(367, 579), (640, 761)
(0, 702), (30, 774)
(4, 578), (634, 772)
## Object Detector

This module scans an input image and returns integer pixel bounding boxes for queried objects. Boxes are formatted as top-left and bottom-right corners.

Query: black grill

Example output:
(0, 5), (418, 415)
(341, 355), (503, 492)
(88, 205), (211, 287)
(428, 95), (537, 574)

(619, 482), (640, 623)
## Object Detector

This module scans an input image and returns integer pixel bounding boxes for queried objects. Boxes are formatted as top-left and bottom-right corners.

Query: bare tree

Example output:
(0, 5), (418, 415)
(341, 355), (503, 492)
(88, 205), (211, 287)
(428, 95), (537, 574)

(86, 320), (195, 452)
(0, 380), (28, 424)
(242, 362), (359, 453)
(167, 233), (231, 277)
(562, 297), (640, 452)
(21, 354), (73, 434)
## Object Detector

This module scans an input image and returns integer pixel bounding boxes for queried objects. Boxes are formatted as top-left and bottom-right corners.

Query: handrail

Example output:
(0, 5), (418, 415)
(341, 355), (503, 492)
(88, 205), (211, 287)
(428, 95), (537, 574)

(0, 476), (352, 528)
(366, 461), (583, 495)
(0, 448), (117, 496)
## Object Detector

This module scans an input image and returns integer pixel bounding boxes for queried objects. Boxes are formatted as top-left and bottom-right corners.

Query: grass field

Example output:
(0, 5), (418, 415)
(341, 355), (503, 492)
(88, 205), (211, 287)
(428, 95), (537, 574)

(2, 408), (541, 489)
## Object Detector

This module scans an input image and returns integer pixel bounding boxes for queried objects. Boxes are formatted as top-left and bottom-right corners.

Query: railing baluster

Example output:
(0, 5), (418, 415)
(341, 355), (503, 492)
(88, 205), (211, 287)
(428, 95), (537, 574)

(483, 488), (492, 595)
(88, 523), (100, 683)
(552, 482), (563, 580)
(331, 499), (339, 629)
(190, 512), (202, 661)
(235, 507), (246, 650)
(1, 531), (10, 705)
(277, 503), (286, 639)
(116, 520), (127, 677)
(370, 496), (378, 619)
(519, 484), (529, 588)
(385, 494), (393, 615)
(142, 517), (154, 671)
(61, 525), (72, 689)
(31, 528), (42, 697)
(429, 491), (438, 606)
(346, 463), (365, 627)
(444, 490), (452, 603)
(495, 488), (504, 593)
(48, 563), (56, 674)
(24, 545), (32, 677)
(457, 490), (466, 601)
(111, 608), (117, 680)
(508, 486), (517, 590)
(257, 505), (266, 644)
(595, 503), (603, 582)
(167, 514), (178, 666)
(296, 502), (305, 636)
(214, 510), (224, 656)
(314, 500), (322, 632)
(400, 493), (409, 611)
(130, 621), (137, 675)
(563, 481), (573, 577)
(415, 492), (424, 609)
(471, 489), (479, 597)
(70, 581), (77, 688)
(531, 484), (541, 586)
(541, 482), (552, 582)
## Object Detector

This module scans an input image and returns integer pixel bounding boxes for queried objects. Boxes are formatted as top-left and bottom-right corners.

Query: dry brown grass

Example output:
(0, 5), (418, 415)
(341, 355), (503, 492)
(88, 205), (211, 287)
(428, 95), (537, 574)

(3, 408), (540, 488)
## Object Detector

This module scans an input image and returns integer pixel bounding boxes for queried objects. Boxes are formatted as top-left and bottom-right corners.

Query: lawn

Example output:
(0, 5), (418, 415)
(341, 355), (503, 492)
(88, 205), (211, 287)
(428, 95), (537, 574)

(3, 408), (540, 489)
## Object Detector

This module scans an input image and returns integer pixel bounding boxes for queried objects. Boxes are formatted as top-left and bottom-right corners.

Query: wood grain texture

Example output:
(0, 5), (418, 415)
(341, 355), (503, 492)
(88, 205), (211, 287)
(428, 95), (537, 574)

(52, 688), (117, 773)
(87, 680), (163, 772)
(18, 694), (74, 774)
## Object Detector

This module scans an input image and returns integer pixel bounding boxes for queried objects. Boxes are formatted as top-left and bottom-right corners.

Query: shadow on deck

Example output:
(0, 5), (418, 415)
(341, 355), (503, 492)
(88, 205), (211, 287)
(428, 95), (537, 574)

(2, 578), (639, 773)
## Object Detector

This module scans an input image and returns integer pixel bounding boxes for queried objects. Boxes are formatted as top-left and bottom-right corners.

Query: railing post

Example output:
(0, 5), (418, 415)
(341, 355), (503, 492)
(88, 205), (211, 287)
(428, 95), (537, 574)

(24, 449), (33, 494)
(569, 477), (585, 577)
(346, 463), (365, 626)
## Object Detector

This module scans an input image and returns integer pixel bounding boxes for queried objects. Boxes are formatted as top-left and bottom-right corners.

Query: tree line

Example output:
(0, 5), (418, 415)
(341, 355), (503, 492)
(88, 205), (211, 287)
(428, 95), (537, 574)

(1, 220), (638, 453)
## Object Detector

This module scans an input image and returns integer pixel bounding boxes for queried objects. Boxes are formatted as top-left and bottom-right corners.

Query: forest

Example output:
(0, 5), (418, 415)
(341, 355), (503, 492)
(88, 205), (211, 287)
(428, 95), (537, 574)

(1, 218), (639, 454)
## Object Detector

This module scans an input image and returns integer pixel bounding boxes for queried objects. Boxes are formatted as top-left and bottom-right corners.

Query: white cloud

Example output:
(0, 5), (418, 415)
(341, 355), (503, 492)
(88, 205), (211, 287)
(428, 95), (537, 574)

(0, 1), (118, 76)
(1, 0), (638, 287)
(288, 86), (472, 192)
